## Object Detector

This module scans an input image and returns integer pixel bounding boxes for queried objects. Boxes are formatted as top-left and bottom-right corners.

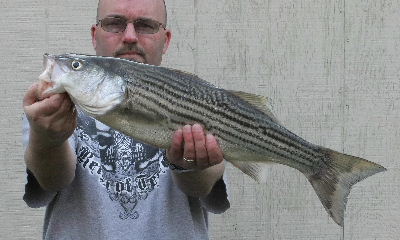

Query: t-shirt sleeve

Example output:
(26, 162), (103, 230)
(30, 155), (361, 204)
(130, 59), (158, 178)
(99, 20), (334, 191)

(200, 173), (230, 214)
(23, 169), (57, 208)
(22, 115), (76, 208)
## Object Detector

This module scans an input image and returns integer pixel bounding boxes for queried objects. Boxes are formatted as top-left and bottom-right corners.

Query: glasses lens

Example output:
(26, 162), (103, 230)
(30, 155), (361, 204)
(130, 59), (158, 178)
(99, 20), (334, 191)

(101, 17), (126, 33)
(134, 19), (160, 34)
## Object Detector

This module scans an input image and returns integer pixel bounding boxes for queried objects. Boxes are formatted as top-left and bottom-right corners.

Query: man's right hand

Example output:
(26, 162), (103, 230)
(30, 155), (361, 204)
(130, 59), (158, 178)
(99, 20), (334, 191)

(23, 82), (77, 192)
(23, 82), (77, 147)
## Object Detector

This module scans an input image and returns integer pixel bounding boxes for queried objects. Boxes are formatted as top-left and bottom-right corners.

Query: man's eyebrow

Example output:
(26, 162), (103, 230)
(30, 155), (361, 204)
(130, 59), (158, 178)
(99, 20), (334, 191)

(103, 15), (162, 23)
(103, 14), (126, 19)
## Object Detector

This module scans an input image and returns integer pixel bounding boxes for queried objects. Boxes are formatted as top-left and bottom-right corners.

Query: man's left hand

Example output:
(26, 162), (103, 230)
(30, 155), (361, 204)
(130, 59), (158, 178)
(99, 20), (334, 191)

(167, 124), (224, 170)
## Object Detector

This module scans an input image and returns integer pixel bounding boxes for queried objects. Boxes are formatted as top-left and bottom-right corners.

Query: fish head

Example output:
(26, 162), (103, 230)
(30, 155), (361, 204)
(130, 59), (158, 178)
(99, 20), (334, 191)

(38, 53), (126, 116)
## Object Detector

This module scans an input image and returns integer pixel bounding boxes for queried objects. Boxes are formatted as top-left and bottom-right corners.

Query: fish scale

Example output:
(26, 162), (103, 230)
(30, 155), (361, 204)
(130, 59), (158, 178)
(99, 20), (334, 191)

(39, 53), (386, 227)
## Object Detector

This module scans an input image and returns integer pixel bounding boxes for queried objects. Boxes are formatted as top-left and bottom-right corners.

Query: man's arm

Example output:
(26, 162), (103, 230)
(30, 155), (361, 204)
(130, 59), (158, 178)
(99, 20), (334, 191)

(23, 83), (77, 192)
(167, 124), (225, 197)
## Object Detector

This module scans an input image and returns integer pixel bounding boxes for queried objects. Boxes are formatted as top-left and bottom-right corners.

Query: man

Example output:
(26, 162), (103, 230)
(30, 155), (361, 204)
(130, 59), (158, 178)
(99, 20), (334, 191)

(22, 0), (229, 239)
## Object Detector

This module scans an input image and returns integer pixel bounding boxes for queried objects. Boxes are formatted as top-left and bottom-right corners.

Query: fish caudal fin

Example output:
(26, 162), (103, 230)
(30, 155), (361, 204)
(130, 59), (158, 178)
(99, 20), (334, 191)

(307, 148), (386, 226)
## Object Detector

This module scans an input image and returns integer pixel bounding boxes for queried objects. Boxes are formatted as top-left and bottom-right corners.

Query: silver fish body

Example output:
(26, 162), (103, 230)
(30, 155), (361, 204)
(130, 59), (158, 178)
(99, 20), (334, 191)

(39, 53), (386, 226)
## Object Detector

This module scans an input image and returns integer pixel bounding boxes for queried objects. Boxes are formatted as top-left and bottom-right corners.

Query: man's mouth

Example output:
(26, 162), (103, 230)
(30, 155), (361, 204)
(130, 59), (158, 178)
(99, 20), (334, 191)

(116, 52), (145, 62)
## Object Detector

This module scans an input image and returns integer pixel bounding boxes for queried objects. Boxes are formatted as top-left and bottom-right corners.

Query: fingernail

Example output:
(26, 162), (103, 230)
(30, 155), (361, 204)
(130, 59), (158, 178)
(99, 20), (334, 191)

(174, 128), (182, 136)
(206, 133), (213, 142)
(206, 133), (219, 144)
(192, 124), (202, 131)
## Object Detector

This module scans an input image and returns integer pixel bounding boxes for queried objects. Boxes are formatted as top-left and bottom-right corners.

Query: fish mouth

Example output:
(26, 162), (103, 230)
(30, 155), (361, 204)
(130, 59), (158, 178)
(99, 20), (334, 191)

(38, 53), (66, 97)
(38, 53), (55, 83)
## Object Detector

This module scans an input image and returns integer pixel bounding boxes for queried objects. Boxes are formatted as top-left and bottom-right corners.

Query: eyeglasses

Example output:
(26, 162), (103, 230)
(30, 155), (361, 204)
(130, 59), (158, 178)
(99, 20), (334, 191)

(97, 16), (166, 34)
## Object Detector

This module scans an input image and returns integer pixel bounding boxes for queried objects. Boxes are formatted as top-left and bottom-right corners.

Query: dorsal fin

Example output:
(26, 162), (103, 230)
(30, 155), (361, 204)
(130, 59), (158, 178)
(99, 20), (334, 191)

(228, 90), (280, 123)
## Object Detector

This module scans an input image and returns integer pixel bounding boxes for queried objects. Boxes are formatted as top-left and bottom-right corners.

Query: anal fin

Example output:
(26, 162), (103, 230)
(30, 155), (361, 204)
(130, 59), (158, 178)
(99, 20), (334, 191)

(229, 160), (272, 183)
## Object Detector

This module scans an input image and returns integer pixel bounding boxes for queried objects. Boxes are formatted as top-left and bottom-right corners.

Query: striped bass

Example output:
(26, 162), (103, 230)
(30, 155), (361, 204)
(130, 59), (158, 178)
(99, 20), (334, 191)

(38, 53), (386, 226)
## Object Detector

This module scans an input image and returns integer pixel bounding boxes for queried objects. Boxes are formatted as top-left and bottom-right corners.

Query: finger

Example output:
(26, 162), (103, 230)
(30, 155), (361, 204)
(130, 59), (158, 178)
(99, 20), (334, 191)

(59, 95), (77, 130)
(41, 94), (71, 118)
(23, 97), (61, 124)
(167, 128), (184, 163)
(27, 94), (71, 131)
(206, 134), (224, 166)
(48, 95), (77, 132)
(192, 124), (208, 169)
(68, 105), (78, 131)
(23, 83), (40, 107)
(54, 94), (73, 116)
(25, 93), (65, 118)
(182, 125), (196, 166)
(69, 102), (78, 124)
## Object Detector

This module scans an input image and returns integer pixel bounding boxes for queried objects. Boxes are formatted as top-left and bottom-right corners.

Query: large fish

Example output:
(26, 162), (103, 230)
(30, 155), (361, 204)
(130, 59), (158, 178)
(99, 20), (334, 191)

(38, 53), (385, 226)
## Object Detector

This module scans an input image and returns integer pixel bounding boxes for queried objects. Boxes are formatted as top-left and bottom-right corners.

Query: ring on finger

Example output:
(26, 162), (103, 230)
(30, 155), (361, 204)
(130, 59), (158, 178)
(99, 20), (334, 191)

(183, 157), (195, 163)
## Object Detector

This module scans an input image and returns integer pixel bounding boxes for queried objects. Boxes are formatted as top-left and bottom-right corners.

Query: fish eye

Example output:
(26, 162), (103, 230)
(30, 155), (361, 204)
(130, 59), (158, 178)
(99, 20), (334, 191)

(71, 60), (83, 70)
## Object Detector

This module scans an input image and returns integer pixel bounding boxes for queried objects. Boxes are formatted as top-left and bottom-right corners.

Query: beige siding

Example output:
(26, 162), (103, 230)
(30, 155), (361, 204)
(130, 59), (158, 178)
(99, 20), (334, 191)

(1, 0), (398, 239)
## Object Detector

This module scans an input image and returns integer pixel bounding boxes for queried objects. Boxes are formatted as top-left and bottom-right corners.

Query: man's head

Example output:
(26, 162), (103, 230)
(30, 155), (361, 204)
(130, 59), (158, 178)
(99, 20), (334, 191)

(91, 0), (171, 66)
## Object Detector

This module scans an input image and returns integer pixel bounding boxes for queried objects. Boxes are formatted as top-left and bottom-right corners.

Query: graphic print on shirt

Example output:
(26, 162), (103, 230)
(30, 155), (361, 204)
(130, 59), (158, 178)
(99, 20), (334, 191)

(75, 111), (170, 220)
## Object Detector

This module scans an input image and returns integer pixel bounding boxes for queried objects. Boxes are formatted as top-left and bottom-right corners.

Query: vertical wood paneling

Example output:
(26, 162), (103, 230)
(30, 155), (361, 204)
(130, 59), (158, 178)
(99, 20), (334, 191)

(0, 1), (97, 239)
(1, 1), (47, 239)
(342, 1), (400, 239)
(0, 0), (398, 239)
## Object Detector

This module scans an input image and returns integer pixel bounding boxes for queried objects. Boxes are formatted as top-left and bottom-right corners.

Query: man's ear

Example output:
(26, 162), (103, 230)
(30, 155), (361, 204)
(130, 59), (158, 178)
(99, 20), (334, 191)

(162, 29), (172, 54)
(91, 25), (98, 50)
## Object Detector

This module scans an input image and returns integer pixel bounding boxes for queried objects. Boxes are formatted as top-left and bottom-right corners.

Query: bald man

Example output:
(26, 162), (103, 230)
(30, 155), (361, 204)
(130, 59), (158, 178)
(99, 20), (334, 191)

(23, 0), (229, 239)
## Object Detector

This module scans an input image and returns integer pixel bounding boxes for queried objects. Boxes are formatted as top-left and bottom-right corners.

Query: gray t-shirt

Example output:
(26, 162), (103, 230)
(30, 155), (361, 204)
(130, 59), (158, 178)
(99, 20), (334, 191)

(23, 111), (229, 240)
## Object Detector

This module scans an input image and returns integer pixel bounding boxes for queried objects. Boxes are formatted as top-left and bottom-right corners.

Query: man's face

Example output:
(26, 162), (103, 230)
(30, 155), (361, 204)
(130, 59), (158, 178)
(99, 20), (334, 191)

(91, 0), (171, 66)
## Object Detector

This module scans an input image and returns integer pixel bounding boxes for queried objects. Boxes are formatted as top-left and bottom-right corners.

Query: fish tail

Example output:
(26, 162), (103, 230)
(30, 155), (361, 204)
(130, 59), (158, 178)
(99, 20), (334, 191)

(307, 148), (386, 226)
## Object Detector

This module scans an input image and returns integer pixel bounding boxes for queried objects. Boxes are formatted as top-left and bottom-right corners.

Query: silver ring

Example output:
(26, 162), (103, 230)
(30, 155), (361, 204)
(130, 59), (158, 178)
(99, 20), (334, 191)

(183, 157), (195, 163)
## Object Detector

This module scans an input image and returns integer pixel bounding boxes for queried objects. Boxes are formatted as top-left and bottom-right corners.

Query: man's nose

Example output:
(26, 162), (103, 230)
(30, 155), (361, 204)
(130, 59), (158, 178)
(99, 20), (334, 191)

(122, 23), (139, 43)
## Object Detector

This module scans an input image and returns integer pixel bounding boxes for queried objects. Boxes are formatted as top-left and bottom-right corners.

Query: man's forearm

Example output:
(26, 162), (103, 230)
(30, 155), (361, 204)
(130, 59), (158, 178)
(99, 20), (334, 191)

(171, 161), (225, 197)
(25, 131), (76, 192)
